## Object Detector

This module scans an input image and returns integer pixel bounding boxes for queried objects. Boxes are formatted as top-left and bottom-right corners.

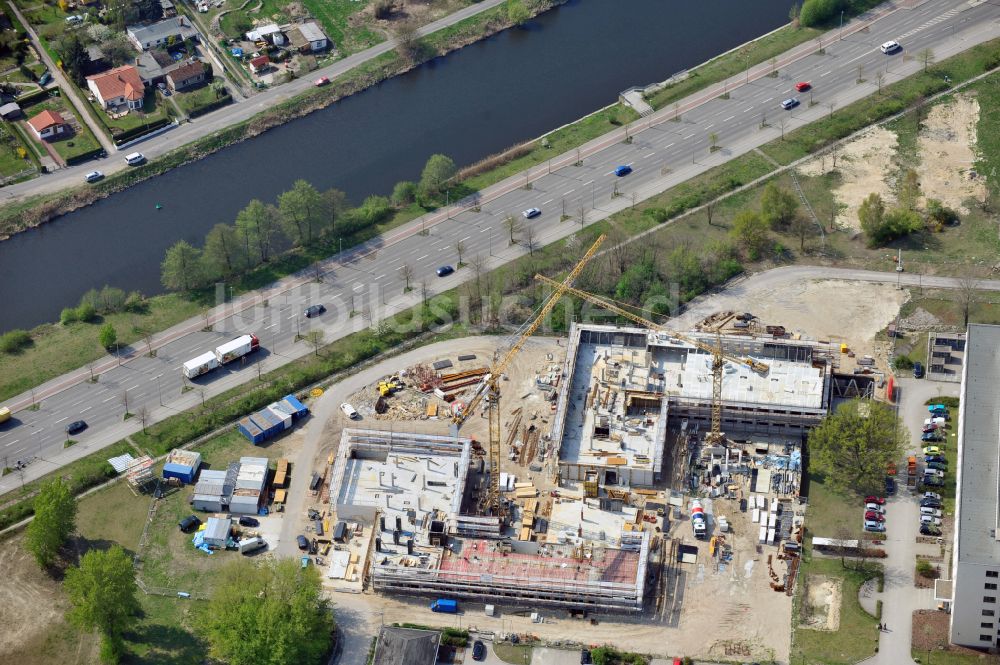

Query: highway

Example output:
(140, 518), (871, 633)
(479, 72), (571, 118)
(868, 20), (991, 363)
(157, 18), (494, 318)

(0, 0), (997, 495)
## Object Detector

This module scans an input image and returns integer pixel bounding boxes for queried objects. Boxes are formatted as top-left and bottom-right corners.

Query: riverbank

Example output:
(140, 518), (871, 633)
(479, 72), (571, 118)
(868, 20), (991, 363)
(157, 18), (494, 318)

(0, 0), (567, 240)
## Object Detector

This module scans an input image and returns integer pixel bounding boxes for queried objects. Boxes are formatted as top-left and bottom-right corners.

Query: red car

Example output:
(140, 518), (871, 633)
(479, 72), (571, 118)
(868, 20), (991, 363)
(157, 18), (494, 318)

(923, 424), (939, 433)
(795, 81), (812, 92)
(865, 511), (886, 522)
(314, 76), (330, 87)
(865, 496), (885, 505)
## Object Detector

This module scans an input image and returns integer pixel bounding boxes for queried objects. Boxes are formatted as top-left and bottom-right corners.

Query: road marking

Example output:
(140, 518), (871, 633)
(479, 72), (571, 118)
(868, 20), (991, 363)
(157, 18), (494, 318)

(563, 189), (575, 196)
(0, 432), (7, 439)
(643, 152), (657, 159)
(820, 70), (832, 77)
(542, 199), (554, 205)
(664, 142), (675, 148)
(151, 373), (162, 380)
(762, 97), (774, 103)
(55, 417), (67, 424)
(845, 51), (869, 65)
(80, 406), (92, 413)
(374, 274), (386, 280)
(480, 227), (490, 233)
(397, 264), (407, 270)
(353, 283), (363, 291)
(263, 323), (275, 330)
(127, 384), (139, 391)
(704, 123), (714, 129)
(459, 236), (471, 243)
(416, 254), (428, 261)
(582, 180), (594, 187)
(5, 440), (17, 447)
(288, 314), (297, 320)
(683, 134), (695, 139)
(103, 396), (117, 403)
(723, 115), (735, 122)
(743, 106), (754, 113)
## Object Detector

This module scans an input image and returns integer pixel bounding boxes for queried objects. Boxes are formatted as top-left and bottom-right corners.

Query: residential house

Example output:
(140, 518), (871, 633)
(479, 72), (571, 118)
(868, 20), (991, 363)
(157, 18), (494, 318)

(26, 109), (68, 140)
(288, 21), (329, 53)
(245, 23), (285, 45)
(166, 60), (207, 91)
(249, 54), (270, 75)
(135, 49), (177, 87)
(127, 16), (198, 51)
(372, 627), (440, 665)
(87, 65), (145, 111)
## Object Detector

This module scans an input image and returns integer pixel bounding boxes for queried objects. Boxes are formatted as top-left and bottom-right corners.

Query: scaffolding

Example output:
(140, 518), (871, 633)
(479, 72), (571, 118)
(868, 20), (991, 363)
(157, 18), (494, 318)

(125, 455), (154, 494)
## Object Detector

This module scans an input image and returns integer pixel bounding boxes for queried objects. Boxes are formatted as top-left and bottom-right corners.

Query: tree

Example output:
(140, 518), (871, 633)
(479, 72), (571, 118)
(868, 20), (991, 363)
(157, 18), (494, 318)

(759, 182), (799, 229)
(99, 33), (134, 68)
(99, 322), (117, 350)
(391, 180), (417, 207)
(235, 199), (279, 265)
(394, 19), (421, 62)
(789, 213), (813, 251)
(858, 193), (895, 247)
(323, 188), (348, 235)
(523, 224), (537, 256)
(504, 213), (521, 244)
(304, 330), (324, 356)
(419, 154), (457, 199)
(203, 223), (239, 279)
(918, 47), (935, 72)
(161, 240), (205, 291)
(708, 132), (719, 152)
(454, 239), (466, 266)
(799, 0), (839, 28)
(399, 263), (413, 293)
(57, 33), (89, 83)
(897, 169), (921, 211)
(506, 0), (531, 25)
(25, 478), (76, 569)
(808, 399), (905, 495)
(729, 210), (770, 258)
(958, 274), (978, 328)
(200, 559), (334, 665)
(64, 545), (140, 664)
(279, 180), (329, 246)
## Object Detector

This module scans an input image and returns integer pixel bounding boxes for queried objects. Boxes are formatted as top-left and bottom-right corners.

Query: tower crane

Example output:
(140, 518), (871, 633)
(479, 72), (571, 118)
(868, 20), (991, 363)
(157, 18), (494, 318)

(451, 234), (606, 519)
(534, 274), (769, 446)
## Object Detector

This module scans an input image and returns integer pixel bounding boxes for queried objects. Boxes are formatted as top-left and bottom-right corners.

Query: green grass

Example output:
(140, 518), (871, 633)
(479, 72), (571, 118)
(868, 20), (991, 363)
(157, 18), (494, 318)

(493, 643), (533, 665)
(20, 90), (102, 161)
(301, 0), (380, 54)
(173, 84), (230, 116)
(89, 90), (170, 137)
(0, 123), (35, 177)
(646, 24), (822, 111)
(972, 73), (1000, 201)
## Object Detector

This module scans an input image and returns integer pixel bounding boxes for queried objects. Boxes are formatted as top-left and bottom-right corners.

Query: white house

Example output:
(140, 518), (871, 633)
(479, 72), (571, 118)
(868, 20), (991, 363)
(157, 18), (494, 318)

(86, 65), (145, 111)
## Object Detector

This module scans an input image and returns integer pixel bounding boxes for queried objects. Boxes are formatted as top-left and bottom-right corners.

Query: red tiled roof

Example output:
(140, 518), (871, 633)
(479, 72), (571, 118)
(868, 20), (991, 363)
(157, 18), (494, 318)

(87, 65), (145, 102)
(167, 61), (205, 84)
(250, 55), (269, 67)
(27, 109), (65, 133)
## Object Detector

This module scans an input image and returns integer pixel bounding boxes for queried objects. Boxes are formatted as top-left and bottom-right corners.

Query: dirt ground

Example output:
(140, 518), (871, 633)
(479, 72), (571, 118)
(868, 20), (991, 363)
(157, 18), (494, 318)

(912, 609), (1000, 662)
(917, 93), (985, 215)
(799, 575), (842, 631)
(798, 126), (898, 233)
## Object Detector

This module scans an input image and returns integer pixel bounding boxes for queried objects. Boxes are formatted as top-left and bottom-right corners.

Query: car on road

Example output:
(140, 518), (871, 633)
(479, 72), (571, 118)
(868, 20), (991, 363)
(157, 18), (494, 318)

(340, 403), (359, 419)
(920, 515), (942, 526)
(124, 151), (145, 166)
(864, 511), (885, 522)
(84, 170), (104, 183)
(913, 361), (925, 378)
(780, 98), (799, 110)
(297, 535), (309, 550)
(315, 76), (330, 86)
(920, 507), (943, 518)
(303, 304), (326, 318)
(178, 515), (201, 532)
(885, 477), (896, 495)
(436, 265), (454, 277)
(522, 207), (541, 219)
(472, 640), (486, 661)
(614, 164), (632, 177)
(66, 420), (87, 435)
(920, 524), (942, 536)
(238, 516), (260, 527)
(880, 40), (902, 54)
(865, 496), (885, 505)
(794, 81), (812, 92)
(924, 492), (942, 501)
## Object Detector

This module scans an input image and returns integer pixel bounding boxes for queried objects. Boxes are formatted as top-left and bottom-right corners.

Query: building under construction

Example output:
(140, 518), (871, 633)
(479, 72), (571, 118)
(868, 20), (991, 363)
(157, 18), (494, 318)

(326, 428), (650, 612)
(552, 323), (833, 486)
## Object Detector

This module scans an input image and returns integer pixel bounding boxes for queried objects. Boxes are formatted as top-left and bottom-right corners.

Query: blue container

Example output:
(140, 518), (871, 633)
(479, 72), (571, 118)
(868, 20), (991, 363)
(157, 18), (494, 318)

(237, 417), (265, 444)
(282, 394), (308, 418)
(163, 462), (195, 484)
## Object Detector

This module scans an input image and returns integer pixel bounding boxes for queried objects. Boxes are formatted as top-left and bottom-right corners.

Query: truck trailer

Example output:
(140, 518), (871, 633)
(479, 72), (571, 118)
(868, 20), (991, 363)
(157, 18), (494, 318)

(183, 334), (260, 379)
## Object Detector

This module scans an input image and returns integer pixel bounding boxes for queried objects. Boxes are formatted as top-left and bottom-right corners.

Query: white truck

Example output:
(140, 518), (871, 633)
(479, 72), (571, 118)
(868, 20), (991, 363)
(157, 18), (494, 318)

(182, 334), (260, 379)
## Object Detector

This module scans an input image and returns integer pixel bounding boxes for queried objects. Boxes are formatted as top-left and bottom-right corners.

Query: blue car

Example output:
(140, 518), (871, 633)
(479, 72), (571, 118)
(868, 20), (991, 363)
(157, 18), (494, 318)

(885, 476), (896, 495)
(614, 165), (632, 177)
(436, 265), (454, 277)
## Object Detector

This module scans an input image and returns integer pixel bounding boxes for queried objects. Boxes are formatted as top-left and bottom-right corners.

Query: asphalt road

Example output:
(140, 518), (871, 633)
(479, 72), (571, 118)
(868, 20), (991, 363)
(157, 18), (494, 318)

(1, 0), (998, 494)
(0, 0), (509, 202)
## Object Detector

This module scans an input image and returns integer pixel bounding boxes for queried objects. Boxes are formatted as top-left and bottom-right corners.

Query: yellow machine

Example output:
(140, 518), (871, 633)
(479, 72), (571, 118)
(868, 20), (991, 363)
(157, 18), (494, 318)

(534, 274), (770, 446)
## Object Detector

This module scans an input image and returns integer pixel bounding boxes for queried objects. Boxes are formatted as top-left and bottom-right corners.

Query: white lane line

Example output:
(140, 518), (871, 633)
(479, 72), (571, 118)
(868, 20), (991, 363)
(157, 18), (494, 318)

(264, 323), (275, 330)
(820, 70), (832, 77)
(664, 142), (675, 148)
(459, 236), (471, 243)
(374, 274), (385, 280)
(704, 123), (714, 129)
(353, 283), (363, 291)
(288, 314), (296, 320)
(127, 384), (139, 391)
(151, 373), (162, 380)
(643, 153), (657, 159)
(103, 396), (117, 403)
(80, 406), (92, 413)
(563, 189), (575, 196)
(723, 115), (735, 122)
(397, 264), (407, 270)
(845, 51), (869, 65)
(743, 106), (754, 112)
(5, 440), (18, 447)
(416, 254), (428, 261)
(542, 199), (554, 205)
(0, 432), (7, 439)
(582, 180), (594, 187)
(683, 134), (695, 139)
(480, 227), (490, 233)
(762, 97), (774, 103)
(55, 417), (67, 424)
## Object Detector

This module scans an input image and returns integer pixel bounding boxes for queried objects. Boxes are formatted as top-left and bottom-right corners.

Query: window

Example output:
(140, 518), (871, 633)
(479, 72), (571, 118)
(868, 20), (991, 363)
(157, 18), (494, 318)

(986, 597), (997, 603)
(982, 609), (995, 616)
(989, 571), (999, 578)
(983, 622), (994, 629)
(981, 635), (992, 642)
(988, 583), (998, 591)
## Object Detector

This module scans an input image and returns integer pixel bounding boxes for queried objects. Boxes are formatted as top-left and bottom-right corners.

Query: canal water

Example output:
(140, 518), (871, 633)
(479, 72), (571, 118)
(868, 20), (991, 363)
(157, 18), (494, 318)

(0, 0), (791, 332)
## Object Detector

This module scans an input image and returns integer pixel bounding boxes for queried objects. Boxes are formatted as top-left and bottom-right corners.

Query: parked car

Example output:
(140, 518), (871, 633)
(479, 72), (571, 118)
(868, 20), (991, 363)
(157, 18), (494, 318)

(436, 265), (455, 277)
(303, 304), (326, 318)
(922, 446), (942, 455)
(614, 164), (632, 177)
(178, 515), (201, 532)
(922, 424), (939, 433)
(581, 649), (593, 664)
(865, 496), (885, 505)
(84, 170), (104, 183)
(913, 361), (925, 378)
(924, 492), (942, 501)
(864, 520), (886, 532)
(921, 433), (943, 442)
(238, 516), (260, 527)
(927, 461), (948, 471)
(864, 511), (885, 522)
(472, 640), (487, 661)
(296, 535), (309, 550)
(865, 502), (884, 513)
(880, 40), (902, 54)
(340, 403), (359, 419)
(315, 76), (330, 86)
(923, 477), (945, 487)
(924, 468), (945, 478)
(920, 515), (942, 526)
(38, 70), (52, 85)
(124, 151), (145, 166)
(522, 207), (541, 219)
(920, 524), (942, 536)
(920, 507), (943, 518)
(921, 499), (942, 509)
(66, 420), (87, 435)
(924, 455), (946, 464)
(780, 98), (800, 110)
(885, 477), (896, 495)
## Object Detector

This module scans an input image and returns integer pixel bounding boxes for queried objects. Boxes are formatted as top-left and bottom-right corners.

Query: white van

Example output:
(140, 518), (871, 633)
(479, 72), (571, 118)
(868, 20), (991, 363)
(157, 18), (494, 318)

(340, 403), (359, 419)
(124, 152), (146, 166)
(239, 537), (267, 555)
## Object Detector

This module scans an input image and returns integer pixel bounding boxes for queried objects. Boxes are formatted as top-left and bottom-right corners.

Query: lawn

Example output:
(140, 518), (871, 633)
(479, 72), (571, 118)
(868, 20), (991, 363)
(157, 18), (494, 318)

(0, 122), (36, 178)
(173, 83), (230, 116)
(21, 90), (102, 162)
(493, 642), (533, 665)
(90, 89), (171, 138)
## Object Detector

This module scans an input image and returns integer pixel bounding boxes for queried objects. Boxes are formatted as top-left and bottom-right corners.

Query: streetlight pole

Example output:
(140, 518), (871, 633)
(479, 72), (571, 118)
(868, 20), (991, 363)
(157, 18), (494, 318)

(839, 10), (845, 40)
(157, 376), (163, 406)
(489, 229), (493, 256)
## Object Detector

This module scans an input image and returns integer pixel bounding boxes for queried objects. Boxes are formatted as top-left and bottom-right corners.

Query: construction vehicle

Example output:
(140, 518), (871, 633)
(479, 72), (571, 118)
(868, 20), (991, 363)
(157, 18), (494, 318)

(0, 406), (10, 424)
(691, 499), (707, 540)
(377, 377), (401, 396)
(534, 275), (769, 445)
(452, 235), (606, 519)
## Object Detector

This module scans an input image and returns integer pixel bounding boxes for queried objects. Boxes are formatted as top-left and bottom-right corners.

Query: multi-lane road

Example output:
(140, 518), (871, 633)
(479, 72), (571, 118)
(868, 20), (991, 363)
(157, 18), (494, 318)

(1, 0), (997, 494)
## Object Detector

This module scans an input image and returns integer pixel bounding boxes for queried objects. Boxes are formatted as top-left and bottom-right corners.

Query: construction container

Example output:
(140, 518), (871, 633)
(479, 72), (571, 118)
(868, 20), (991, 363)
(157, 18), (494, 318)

(162, 449), (202, 484)
(237, 417), (265, 444)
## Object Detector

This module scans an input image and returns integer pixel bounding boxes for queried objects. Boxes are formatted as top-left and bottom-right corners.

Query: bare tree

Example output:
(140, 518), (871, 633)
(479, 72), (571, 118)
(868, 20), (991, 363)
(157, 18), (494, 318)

(420, 280), (429, 305)
(304, 330), (324, 356)
(708, 131), (719, 152)
(856, 63), (865, 84)
(143, 330), (154, 357)
(834, 524), (855, 568)
(779, 118), (788, 140)
(454, 239), (466, 267)
(607, 224), (631, 277)
(577, 205), (587, 228)
(137, 405), (149, 434)
(705, 200), (716, 227)
(769, 56), (778, 76)
(121, 390), (130, 419)
(399, 263), (414, 293)
(523, 225), (537, 256)
(504, 214), (522, 245)
(958, 274), (979, 328)
(87, 362), (97, 383)
(394, 19), (421, 62)
(876, 72), (885, 94)
(790, 214), (812, 251)
(918, 47), (935, 72)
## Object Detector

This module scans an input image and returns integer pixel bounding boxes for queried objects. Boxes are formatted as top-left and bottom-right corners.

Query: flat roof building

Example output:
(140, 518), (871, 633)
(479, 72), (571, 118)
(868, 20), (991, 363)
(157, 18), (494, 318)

(949, 324), (1000, 649)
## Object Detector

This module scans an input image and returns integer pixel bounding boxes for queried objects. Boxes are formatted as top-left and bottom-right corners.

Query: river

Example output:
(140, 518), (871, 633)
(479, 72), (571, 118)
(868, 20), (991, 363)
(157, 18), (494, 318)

(0, 0), (791, 333)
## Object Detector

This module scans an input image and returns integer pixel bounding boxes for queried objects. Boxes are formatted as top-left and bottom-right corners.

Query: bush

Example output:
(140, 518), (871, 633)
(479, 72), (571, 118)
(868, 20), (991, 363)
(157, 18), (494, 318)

(917, 559), (939, 578)
(0, 329), (31, 354)
(926, 198), (959, 228)
(76, 302), (97, 322)
(98, 322), (117, 350)
(642, 207), (668, 223)
(892, 354), (915, 370)
(111, 117), (170, 146)
(60, 307), (78, 325)
(391, 180), (417, 207)
(926, 396), (960, 409)
(123, 291), (145, 313)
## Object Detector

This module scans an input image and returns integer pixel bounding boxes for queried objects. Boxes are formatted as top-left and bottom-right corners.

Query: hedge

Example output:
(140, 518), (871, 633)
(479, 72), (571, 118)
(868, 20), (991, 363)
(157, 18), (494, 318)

(187, 93), (233, 119)
(112, 117), (171, 146)
(15, 88), (50, 105)
(66, 146), (105, 166)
